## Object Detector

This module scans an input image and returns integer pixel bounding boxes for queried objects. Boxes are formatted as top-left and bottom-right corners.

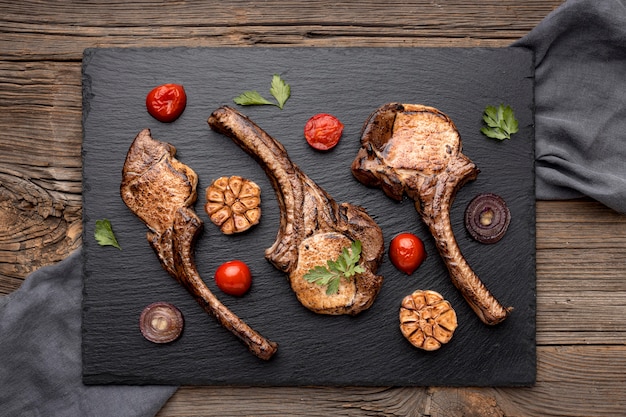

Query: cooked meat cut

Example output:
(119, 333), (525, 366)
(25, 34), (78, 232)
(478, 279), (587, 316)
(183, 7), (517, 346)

(208, 106), (384, 315)
(351, 103), (511, 325)
(120, 128), (278, 359)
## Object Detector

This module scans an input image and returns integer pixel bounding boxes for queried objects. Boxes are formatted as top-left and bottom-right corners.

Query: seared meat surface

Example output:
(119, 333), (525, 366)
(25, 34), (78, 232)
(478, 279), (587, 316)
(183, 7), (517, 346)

(208, 106), (384, 315)
(121, 128), (277, 359)
(352, 103), (511, 325)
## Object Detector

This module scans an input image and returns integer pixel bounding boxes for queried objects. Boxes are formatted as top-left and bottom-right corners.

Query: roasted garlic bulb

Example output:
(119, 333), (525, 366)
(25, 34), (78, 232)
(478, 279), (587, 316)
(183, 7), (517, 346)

(399, 289), (458, 351)
(205, 176), (261, 234)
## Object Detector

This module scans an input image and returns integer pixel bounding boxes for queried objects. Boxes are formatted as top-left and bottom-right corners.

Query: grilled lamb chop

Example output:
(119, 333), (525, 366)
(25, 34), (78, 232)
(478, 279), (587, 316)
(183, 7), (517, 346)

(351, 103), (511, 325)
(208, 106), (384, 315)
(120, 128), (277, 360)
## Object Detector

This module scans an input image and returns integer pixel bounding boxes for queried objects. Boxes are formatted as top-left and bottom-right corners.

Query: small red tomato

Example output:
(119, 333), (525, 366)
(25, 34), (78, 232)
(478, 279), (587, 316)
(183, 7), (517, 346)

(304, 113), (344, 151)
(389, 233), (427, 275)
(146, 83), (187, 123)
(214, 260), (252, 296)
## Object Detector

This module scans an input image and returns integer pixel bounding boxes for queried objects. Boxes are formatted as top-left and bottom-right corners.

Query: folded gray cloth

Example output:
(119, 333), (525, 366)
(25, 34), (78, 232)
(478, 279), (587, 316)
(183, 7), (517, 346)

(0, 249), (176, 417)
(513, 0), (626, 213)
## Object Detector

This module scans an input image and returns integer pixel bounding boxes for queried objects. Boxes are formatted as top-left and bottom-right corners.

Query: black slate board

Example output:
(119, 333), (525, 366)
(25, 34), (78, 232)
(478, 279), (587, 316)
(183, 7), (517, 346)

(82, 47), (536, 386)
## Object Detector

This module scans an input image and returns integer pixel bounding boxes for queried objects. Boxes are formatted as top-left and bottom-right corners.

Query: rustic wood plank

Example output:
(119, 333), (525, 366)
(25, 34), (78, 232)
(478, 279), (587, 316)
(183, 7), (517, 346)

(0, 60), (82, 287)
(0, 166), (81, 282)
(156, 346), (626, 417)
(0, 61), (82, 181)
(537, 292), (626, 345)
(537, 200), (626, 249)
(535, 201), (626, 345)
(0, 1), (563, 60)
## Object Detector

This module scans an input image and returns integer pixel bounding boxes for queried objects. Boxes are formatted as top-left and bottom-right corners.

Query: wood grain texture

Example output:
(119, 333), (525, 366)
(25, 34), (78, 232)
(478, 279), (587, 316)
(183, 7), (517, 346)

(3, 1), (626, 416)
(0, 0), (563, 60)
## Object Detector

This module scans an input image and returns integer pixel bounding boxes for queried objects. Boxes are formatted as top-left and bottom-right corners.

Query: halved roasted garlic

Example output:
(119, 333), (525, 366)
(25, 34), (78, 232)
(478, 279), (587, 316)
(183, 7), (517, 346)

(204, 176), (261, 234)
(399, 289), (458, 351)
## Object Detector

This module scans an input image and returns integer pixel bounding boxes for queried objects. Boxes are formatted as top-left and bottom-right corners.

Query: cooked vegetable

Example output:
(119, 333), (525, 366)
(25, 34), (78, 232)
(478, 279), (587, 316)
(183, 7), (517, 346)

(214, 260), (253, 296)
(389, 233), (426, 274)
(233, 74), (290, 109)
(303, 240), (365, 295)
(304, 113), (344, 151)
(139, 302), (184, 344)
(94, 219), (121, 250)
(464, 193), (511, 244)
(146, 83), (187, 123)
(399, 289), (457, 351)
(480, 104), (519, 140)
(204, 176), (261, 234)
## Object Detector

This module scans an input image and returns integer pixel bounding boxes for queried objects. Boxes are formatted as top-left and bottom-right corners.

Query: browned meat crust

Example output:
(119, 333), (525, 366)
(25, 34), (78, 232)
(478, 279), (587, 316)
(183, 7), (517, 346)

(352, 103), (511, 325)
(208, 106), (385, 315)
(121, 128), (277, 359)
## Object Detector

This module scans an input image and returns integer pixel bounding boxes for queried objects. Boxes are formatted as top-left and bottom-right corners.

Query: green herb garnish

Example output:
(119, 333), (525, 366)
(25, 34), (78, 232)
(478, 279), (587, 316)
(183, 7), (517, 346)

(303, 240), (365, 295)
(94, 219), (121, 250)
(480, 104), (519, 140)
(232, 90), (274, 106)
(234, 74), (291, 109)
(268, 74), (290, 109)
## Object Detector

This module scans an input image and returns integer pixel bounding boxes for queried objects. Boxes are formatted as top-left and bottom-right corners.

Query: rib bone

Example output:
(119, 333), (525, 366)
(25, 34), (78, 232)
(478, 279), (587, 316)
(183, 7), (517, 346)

(351, 103), (511, 325)
(121, 128), (277, 359)
(208, 106), (385, 316)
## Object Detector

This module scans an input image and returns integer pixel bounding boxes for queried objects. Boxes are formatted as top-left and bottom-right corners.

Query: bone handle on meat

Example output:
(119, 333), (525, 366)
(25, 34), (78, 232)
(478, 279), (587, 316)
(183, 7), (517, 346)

(208, 106), (385, 316)
(416, 158), (512, 326)
(121, 129), (278, 360)
(166, 208), (278, 360)
(208, 106), (305, 273)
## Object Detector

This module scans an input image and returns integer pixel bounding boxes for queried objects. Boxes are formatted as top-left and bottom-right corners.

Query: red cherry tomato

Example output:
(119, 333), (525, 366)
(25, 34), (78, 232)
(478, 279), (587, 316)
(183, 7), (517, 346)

(304, 113), (344, 151)
(214, 260), (252, 296)
(389, 233), (427, 275)
(146, 83), (187, 123)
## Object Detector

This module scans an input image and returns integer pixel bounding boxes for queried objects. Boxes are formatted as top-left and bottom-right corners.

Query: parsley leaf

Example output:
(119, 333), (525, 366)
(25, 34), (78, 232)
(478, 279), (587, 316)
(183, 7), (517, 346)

(233, 90), (274, 106)
(233, 74), (291, 109)
(303, 240), (365, 295)
(480, 104), (519, 140)
(269, 74), (290, 109)
(94, 219), (121, 250)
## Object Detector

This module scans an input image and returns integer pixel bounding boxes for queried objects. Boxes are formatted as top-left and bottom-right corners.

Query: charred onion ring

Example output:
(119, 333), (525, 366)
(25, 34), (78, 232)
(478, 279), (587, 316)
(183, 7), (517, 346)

(464, 193), (511, 244)
(139, 302), (184, 344)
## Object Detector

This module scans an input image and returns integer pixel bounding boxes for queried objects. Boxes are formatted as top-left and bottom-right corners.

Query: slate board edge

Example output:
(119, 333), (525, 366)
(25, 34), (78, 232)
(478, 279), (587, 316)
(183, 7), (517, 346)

(81, 46), (536, 387)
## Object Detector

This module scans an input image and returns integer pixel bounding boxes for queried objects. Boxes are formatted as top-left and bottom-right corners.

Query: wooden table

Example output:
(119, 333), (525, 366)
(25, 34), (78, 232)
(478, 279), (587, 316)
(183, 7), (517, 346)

(2, 1), (625, 416)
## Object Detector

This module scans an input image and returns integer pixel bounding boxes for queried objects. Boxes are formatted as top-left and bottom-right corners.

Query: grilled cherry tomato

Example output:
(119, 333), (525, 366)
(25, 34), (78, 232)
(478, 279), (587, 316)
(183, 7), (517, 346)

(214, 260), (252, 296)
(389, 233), (426, 275)
(146, 83), (187, 122)
(304, 113), (344, 151)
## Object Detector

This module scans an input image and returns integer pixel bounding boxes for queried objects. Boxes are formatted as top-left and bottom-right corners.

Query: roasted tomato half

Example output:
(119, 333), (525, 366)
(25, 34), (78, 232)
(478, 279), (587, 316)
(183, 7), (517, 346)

(389, 233), (427, 275)
(304, 113), (344, 151)
(146, 83), (187, 123)
(214, 260), (252, 296)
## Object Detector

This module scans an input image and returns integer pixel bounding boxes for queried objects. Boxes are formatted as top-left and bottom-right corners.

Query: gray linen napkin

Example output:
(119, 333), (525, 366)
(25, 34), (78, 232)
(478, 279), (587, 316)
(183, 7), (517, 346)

(513, 0), (626, 213)
(0, 249), (176, 417)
